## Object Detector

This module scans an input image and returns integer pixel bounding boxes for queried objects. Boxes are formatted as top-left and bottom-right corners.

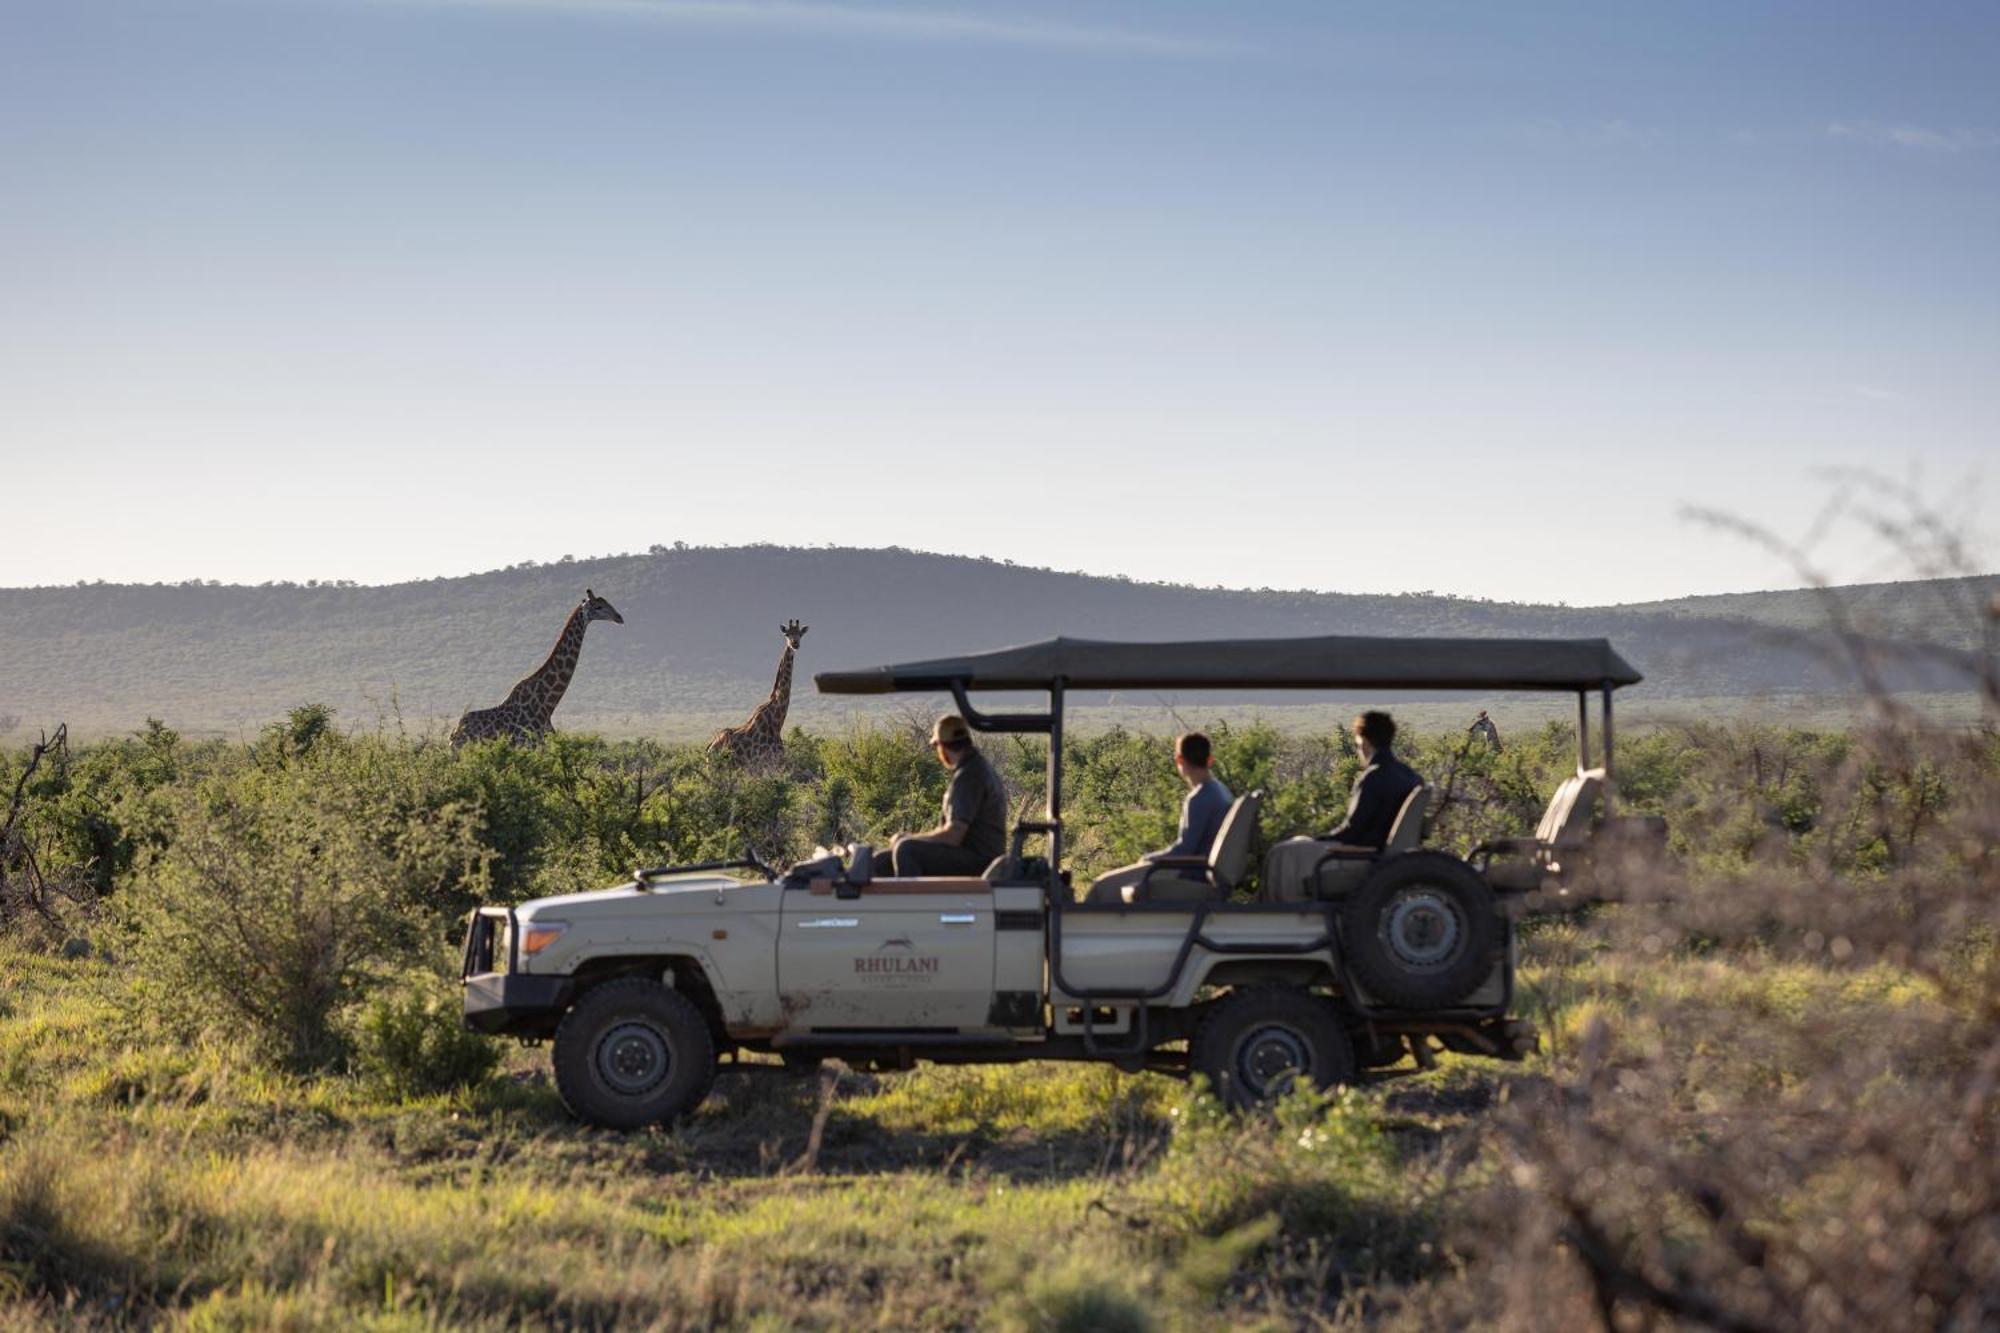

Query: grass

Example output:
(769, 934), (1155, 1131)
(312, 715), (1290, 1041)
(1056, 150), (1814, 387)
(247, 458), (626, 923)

(0, 922), (1968, 1332)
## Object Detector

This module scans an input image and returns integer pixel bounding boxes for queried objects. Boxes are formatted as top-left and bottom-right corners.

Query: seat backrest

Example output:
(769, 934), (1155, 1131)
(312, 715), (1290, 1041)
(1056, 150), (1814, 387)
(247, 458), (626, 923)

(1385, 785), (1428, 854)
(1207, 789), (1264, 889)
(1534, 769), (1604, 849)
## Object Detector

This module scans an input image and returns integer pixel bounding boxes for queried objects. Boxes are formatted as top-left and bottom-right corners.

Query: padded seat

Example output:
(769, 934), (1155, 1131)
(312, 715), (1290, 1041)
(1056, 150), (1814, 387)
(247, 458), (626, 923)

(1476, 769), (1603, 891)
(1302, 785), (1429, 899)
(1129, 790), (1263, 903)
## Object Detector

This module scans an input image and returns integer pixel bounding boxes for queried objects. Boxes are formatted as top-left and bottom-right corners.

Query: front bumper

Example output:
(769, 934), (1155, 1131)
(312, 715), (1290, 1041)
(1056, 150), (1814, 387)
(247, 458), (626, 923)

(461, 906), (572, 1036)
(463, 972), (574, 1036)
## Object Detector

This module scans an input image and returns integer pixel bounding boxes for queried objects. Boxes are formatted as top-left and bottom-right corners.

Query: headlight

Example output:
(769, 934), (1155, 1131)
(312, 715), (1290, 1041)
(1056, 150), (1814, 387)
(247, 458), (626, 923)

(519, 920), (569, 956)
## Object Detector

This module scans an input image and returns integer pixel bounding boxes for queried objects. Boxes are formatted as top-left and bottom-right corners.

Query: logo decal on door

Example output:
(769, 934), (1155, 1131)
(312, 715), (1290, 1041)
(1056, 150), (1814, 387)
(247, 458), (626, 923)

(854, 936), (940, 981)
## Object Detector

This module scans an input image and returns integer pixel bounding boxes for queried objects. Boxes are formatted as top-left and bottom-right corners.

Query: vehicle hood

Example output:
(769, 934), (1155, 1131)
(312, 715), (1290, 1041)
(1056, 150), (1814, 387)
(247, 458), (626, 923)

(515, 875), (749, 921)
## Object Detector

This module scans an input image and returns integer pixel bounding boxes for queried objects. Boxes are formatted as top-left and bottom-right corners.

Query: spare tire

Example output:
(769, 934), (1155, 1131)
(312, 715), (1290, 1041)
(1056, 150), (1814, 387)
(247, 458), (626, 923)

(1339, 852), (1500, 1009)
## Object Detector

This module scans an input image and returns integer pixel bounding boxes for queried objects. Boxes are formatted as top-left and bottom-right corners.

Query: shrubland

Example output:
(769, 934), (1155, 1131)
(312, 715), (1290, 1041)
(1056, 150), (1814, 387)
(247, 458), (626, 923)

(0, 698), (1994, 1329)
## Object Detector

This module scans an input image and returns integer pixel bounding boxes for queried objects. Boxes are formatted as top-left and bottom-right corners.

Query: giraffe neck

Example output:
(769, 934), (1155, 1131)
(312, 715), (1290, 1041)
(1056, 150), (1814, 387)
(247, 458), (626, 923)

(758, 645), (796, 739)
(506, 605), (591, 724)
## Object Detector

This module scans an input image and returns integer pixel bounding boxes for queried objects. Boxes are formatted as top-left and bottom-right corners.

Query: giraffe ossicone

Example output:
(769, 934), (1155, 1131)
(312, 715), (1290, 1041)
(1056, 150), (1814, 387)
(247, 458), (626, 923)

(450, 589), (624, 750)
(707, 619), (809, 770)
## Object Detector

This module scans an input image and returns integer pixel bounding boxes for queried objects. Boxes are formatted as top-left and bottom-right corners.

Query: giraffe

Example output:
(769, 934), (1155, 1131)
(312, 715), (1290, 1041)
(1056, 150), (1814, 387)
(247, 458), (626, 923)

(707, 619), (808, 769)
(450, 589), (624, 749)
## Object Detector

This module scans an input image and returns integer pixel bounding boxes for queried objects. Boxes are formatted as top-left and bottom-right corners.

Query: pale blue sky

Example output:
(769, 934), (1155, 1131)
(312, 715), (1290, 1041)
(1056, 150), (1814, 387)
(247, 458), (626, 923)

(2, 0), (1995, 602)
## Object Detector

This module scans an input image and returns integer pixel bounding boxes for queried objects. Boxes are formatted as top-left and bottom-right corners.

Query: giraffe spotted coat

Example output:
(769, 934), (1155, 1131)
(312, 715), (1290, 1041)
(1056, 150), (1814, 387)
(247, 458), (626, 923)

(451, 590), (624, 749)
(708, 620), (808, 771)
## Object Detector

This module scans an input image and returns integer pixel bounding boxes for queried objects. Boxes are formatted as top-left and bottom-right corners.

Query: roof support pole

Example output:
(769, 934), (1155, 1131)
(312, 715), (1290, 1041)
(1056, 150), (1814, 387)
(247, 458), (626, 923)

(1047, 680), (1065, 871)
(1576, 691), (1590, 776)
(1601, 682), (1616, 817)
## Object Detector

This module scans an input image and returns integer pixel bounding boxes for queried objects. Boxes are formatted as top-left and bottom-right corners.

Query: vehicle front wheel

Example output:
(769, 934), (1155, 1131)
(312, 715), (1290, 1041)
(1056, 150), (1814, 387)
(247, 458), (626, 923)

(1192, 988), (1356, 1110)
(552, 978), (717, 1130)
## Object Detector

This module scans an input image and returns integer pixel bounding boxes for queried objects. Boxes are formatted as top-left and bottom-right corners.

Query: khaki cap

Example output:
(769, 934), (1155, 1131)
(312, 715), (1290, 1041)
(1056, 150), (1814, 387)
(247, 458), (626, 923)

(930, 715), (972, 746)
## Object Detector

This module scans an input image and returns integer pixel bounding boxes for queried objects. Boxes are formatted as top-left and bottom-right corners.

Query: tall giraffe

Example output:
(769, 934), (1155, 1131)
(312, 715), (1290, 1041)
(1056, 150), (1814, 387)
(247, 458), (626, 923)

(707, 619), (808, 769)
(451, 589), (624, 749)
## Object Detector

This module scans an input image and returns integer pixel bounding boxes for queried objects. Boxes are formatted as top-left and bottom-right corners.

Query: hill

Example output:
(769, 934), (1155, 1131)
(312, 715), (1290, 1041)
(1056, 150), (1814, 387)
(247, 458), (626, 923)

(0, 548), (1990, 738)
(1619, 576), (2000, 653)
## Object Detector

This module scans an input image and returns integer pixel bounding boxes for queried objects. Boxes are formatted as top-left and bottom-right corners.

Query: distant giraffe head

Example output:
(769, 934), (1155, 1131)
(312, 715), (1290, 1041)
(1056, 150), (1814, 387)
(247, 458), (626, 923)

(780, 619), (808, 651)
(583, 589), (625, 625)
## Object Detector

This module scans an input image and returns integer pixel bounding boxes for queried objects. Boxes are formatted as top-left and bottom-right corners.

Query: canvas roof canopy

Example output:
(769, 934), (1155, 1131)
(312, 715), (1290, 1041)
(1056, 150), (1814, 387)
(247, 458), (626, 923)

(814, 635), (1643, 696)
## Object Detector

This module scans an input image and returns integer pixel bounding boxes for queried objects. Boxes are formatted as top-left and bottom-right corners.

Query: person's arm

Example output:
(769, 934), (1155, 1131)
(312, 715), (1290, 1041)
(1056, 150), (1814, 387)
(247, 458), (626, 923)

(1145, 790), (1201, 861)
(1324, 768), (1388, 844)
(904, 765), (976, 845)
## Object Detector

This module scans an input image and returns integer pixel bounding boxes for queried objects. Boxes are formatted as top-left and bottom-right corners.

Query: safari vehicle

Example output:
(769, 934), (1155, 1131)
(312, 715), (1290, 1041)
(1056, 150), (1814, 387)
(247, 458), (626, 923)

(462, 635), (1645, 1128)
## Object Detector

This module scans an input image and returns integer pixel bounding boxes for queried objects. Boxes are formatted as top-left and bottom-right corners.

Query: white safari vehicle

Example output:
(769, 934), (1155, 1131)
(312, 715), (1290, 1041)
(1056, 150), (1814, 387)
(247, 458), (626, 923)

(463, 635), (1646, 1128)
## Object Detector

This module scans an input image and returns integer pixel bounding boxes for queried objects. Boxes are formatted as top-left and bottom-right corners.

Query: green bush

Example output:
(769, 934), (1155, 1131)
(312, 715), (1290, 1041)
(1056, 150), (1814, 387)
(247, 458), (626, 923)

(350, 981), (501, 1101)
(121, 751), (487, 1071)
(998, 1266), (1154, 1333)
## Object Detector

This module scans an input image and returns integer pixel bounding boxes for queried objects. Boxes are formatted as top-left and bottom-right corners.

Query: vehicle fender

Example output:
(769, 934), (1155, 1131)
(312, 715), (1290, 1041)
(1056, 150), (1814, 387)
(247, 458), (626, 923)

(1170, 946), (1343, 1007)
(563, 935), (783, 1033)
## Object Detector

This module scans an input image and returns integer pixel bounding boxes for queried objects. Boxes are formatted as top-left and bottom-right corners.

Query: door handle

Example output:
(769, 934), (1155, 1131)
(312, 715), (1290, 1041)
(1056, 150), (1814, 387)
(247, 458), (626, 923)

(799, 917), (859, 929)
(939, 913), (977, 925)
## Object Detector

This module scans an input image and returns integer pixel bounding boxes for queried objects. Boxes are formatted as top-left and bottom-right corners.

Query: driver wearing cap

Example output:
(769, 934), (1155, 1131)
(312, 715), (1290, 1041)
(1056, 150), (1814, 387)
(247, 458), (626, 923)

(869, 714), (1010, 878)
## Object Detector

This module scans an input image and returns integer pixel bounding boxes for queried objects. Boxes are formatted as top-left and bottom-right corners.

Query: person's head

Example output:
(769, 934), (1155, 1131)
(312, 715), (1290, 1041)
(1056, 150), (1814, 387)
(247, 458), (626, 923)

(929, 714), (973, 767)
(1351, 710), (1396, 760)
(1173, 732), (1213, 782)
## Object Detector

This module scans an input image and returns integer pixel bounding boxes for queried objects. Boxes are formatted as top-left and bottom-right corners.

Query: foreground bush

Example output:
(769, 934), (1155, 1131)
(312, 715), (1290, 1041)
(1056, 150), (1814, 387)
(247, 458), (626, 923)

(122, 752), (486, 1070)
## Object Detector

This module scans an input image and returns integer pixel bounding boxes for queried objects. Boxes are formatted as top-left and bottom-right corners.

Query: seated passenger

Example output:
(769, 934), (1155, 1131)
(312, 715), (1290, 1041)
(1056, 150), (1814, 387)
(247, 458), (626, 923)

(1084, 732), (1235, 905)
(1261, 711), (1422, 902)
(868, 714), (1009, 878)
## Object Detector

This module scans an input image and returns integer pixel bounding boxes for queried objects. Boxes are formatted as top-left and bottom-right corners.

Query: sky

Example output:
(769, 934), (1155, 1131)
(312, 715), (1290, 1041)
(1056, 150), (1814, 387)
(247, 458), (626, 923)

(2, 0), (1996, 604)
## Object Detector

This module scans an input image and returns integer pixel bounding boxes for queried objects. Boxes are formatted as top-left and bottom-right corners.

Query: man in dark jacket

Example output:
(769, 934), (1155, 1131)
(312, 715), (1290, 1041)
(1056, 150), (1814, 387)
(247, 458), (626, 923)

(1262, 711), (1423, 901)
(1322, 711), (1422, 849)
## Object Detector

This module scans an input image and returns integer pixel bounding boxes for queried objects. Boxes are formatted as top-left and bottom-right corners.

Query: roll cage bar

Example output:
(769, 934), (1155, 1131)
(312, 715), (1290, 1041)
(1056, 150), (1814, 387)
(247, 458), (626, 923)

(819, 635), (1643, 873)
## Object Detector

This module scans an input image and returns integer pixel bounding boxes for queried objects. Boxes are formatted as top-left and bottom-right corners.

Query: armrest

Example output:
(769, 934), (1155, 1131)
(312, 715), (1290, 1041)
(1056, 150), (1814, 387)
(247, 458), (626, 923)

(1310, 847), (1381, 876)
(1138, 859), (1214, 888)
(1471, 837), (1548, 870)
(1474, 837), (1546, 858)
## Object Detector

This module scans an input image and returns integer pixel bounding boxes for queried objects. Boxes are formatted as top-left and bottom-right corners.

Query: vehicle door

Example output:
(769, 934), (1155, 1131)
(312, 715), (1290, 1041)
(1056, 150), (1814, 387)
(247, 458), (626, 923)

(778, 877), (997, 1030)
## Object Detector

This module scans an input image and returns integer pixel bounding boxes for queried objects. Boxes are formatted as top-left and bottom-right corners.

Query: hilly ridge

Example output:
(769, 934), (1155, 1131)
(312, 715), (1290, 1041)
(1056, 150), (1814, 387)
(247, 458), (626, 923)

(1, 547), (1991, 738)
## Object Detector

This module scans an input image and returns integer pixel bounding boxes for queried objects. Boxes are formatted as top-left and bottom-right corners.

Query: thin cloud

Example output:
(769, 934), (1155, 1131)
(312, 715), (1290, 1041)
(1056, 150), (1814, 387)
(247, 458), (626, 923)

(1484, 117), (1665, 148)
(1850, 384), (1905, 403)
(392, 0), (1243, 58)
(1827, 120), (2000, 153)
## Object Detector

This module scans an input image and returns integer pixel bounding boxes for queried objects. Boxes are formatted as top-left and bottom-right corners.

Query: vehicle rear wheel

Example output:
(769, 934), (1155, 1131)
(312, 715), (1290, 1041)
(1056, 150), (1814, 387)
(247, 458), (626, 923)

(1192, 988), (1355, 1110)
(1339, 852), (1500, 1009)
(553, 977), (716, 1129)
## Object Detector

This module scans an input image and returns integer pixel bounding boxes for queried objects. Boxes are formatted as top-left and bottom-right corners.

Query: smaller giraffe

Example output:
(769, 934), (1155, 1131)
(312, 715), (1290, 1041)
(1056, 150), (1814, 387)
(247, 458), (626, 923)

(707, 619), (808, 770)
(451, 589), (624, 749)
